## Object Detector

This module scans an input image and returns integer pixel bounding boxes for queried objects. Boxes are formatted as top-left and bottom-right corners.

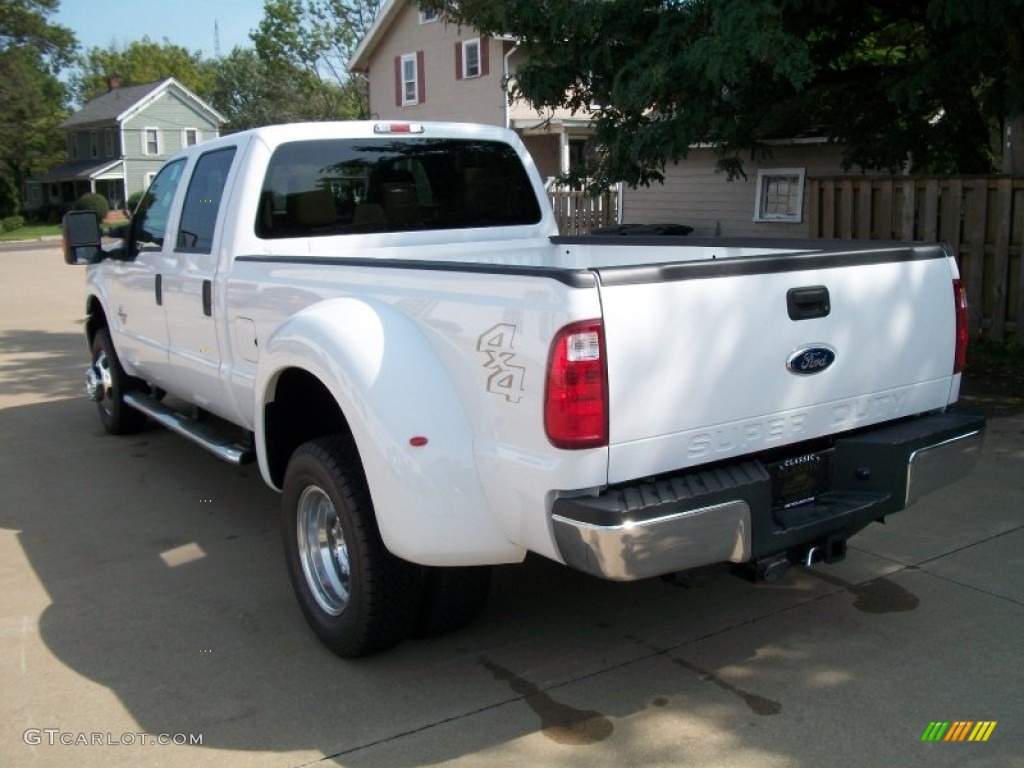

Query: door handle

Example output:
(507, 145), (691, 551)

(787, 285), (830, 320)
(202, 279), (212, 317)
(155, 274), (162, 306)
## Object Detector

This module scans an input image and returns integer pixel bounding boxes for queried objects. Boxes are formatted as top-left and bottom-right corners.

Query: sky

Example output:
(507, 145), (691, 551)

(54, 0), (267, 59)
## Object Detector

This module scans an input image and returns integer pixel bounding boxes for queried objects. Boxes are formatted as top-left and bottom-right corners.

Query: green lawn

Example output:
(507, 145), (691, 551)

(0, 224), (61, 242)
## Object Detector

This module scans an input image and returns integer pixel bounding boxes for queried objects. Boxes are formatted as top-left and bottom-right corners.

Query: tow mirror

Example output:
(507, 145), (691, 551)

(62, 210), (102, 265)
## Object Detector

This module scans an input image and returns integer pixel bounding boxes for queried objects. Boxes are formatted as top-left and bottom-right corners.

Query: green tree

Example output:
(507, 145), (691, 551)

(251, 0), (381, 120)
(0, 0), (75, 68)
(421, 0), (1024, 187)
(210, 46), (325, 129)
(0, 0), (75, 216)
(72, 36), (217, 103)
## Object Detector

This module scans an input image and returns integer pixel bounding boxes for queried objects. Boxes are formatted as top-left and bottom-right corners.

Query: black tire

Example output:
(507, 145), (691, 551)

(281, 437), (423, 657)
(414, 565), (492, 638)
(90, 328), (147, 434)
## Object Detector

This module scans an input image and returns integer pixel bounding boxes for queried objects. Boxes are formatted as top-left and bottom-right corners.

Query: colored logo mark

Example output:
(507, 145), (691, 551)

(921, 721), (997, 742)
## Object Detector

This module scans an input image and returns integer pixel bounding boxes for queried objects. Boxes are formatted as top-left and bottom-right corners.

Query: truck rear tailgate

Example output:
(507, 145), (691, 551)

(583, 242), (959, 484)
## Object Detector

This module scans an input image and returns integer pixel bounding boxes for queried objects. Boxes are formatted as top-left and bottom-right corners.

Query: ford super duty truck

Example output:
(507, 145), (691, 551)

(62, 121), (984, 656)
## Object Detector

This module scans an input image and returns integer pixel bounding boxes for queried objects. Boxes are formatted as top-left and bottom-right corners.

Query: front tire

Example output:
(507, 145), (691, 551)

(90, 328), (147, 434)
(281, 437), (423, 657)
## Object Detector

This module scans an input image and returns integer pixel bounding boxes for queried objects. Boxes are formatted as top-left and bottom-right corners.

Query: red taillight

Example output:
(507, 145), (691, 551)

(545, 320), (608, 449)
(953, 279), (969, 374)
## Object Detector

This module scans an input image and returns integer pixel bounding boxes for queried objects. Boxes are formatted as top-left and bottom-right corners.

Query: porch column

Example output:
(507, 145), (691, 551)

(559, 131), (570, 175)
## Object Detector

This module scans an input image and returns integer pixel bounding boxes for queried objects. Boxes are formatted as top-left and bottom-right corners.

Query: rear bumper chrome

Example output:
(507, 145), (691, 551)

(552, 411), (985, 581)
(906, 429), (984, 506)
(553, 500), (751, 582)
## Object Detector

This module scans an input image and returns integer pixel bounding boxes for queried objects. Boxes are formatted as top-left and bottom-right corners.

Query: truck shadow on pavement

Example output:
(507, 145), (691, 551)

(3, 397), (1020, 766)
(0, 329), (86, 400)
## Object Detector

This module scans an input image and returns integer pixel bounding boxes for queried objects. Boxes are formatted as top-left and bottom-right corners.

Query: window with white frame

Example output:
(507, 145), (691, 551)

(753, 168), (805, 223)
(401, 53), (419, 106)
(183, 128), (200, 147)
(105, 128), (114, 157)
(462, 39), (481, 78)
(145, 171), (158, 189)
(144, 127), (161, 156)
(419, 9), (438, 23)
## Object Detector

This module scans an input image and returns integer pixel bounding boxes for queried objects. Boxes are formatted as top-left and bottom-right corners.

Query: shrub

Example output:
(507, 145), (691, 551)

(0, 215), (24, 233)
(74, 192), (109, 220)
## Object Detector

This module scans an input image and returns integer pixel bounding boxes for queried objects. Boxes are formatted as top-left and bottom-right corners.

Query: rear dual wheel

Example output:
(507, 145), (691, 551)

(281, 437), (492, 657)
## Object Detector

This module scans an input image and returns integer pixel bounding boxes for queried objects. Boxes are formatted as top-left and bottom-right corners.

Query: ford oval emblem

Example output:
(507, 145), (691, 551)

(786, 345), (836, 375)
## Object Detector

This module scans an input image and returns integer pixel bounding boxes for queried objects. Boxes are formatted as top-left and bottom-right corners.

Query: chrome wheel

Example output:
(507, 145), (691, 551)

(283, 438), (424, 656)
(297, 484), (351, 616)
(92, 349), (115, 417)
(89, 328), (147, 435)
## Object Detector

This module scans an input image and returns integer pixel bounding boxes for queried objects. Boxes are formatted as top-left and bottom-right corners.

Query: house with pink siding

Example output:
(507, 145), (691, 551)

(348, 1), (597, 184)
(350, 2), (877, 238)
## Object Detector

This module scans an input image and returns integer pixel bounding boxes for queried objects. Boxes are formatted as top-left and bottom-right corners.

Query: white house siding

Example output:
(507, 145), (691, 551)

(622, 143), (880, 239)
(366, 12), (507, 124)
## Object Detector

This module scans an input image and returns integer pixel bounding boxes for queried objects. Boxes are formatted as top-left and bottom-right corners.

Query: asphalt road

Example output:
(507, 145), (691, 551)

(2, 242), (1022, 768)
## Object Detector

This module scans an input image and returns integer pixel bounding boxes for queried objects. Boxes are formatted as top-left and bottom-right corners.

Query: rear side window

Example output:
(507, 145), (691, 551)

(177, 147), (236, 253)
(133, 159), (185, 252)
(255, 138), (541, 239)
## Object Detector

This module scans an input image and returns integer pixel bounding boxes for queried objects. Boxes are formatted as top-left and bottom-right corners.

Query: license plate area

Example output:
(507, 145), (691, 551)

(767, 450), (833, 509)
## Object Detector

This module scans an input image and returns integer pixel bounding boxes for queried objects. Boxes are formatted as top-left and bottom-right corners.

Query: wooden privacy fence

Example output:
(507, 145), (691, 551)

(808, 175), (1024, 343)
(548, 188), (619, 236)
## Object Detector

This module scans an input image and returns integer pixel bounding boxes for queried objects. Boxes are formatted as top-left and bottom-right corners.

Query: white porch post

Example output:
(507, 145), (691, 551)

(559, 131), (570, 175)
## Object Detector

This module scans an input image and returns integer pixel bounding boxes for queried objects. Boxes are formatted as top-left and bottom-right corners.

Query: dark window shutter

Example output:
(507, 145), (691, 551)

(394, 55), (402, 106)
(417, 50), (425, 103)
(455, 41), (463, 80)
(480, 38), (489, 77)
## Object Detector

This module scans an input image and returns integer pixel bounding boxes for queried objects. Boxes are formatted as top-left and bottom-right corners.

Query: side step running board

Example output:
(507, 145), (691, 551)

(124, 391), (256, 465)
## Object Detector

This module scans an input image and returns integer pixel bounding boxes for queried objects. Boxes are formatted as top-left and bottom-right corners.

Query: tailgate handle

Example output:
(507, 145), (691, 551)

(787, 286), (830, 320)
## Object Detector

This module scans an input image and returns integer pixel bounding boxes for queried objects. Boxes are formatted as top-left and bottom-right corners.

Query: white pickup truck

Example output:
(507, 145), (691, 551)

(63, 121), (984, 656)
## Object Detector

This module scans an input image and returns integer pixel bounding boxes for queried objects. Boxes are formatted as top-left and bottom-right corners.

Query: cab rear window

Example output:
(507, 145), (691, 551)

(255, 138), (541, 238)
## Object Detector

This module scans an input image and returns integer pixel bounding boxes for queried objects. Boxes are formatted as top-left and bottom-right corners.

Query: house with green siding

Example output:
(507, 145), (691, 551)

(25, 77), (224, 216)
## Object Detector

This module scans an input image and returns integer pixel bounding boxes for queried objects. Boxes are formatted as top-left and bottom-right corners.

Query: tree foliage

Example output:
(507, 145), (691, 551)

(0, 0), (75, 216)
(421, 0), (1024, 187)
(0, 0), (75, 69)
(250, 0), (382, 120)
(210, 46), (339, 130)
(72, 36), (217, 103)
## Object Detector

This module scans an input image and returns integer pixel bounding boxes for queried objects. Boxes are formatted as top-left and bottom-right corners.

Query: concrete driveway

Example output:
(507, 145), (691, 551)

(1, 243), (1022, 768)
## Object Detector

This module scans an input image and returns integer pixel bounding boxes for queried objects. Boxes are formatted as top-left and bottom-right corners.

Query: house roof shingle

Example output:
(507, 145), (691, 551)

(61, 81), (167, 128)
(60, 77), (226, 129)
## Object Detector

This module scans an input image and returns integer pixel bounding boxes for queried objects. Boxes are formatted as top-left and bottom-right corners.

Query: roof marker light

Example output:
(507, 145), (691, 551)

(373, 123), (424, 134)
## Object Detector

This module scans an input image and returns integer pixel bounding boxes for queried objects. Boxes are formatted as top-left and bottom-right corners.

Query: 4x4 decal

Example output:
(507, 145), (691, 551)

(477, 324), (525, 403)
